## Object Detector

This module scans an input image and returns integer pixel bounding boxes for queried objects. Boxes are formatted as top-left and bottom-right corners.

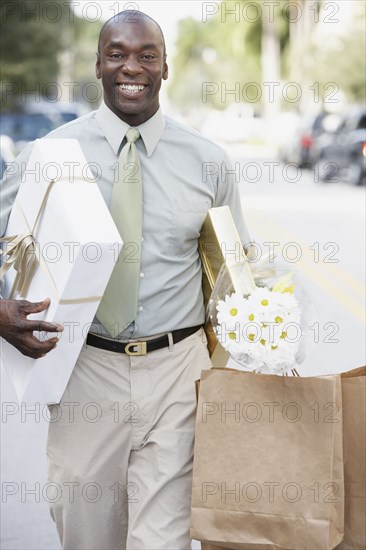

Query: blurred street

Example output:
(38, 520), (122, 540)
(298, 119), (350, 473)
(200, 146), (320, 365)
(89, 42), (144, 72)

(233, 148), (365, 376)
(1, 147), (365, 550)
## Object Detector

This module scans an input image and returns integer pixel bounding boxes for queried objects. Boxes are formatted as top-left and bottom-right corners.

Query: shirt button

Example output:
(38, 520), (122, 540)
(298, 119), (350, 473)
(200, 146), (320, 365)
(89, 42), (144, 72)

(138, 306), (143, 312)
(141, 237), (144, 242)
(140, 272), (144, 278)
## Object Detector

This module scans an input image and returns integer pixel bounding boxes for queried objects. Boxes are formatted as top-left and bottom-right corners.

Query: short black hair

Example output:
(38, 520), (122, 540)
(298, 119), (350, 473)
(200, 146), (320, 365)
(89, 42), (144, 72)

(97, 10), (166, 57)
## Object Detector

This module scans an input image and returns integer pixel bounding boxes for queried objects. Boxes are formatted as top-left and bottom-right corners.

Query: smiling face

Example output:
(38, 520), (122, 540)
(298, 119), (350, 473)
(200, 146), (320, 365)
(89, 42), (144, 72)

(96, 13), (168, 126)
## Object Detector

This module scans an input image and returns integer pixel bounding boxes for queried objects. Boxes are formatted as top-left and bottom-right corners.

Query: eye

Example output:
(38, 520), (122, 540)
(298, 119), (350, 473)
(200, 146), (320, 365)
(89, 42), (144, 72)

(141, 54), (156, 60)
(110, 53), (124, 59)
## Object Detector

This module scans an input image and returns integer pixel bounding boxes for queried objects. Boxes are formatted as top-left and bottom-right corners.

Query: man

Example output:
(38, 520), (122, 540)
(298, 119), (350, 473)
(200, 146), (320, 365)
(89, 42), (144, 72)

(0, 11), (251, 550)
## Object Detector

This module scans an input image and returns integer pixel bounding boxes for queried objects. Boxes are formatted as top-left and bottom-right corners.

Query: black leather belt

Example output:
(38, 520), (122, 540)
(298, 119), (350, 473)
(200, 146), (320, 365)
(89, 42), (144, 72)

(86, 325), (202, 356)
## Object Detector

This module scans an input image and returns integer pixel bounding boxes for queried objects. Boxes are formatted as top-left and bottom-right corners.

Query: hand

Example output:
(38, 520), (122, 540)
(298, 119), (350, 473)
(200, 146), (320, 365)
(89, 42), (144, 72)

(0, 298), (64, 359)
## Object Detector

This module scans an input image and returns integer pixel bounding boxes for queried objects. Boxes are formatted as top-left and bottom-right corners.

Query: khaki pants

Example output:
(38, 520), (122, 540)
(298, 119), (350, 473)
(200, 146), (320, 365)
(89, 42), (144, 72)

(47, 328), (211, 550)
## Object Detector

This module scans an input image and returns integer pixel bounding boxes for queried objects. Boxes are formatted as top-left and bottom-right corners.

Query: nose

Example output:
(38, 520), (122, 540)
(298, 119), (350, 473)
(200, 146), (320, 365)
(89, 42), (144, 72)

(122, 55), (143, 75)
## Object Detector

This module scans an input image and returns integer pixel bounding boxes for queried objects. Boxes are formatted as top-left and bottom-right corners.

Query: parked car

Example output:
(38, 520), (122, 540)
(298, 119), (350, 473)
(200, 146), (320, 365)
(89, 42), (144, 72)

(279, 111), (330, 168)
(0, 112), (57, 153)
(0, 134), (15, 179)
(314, 108), (366, 186)
(0, 101), (88, 153)
(24, 99), (88, 124)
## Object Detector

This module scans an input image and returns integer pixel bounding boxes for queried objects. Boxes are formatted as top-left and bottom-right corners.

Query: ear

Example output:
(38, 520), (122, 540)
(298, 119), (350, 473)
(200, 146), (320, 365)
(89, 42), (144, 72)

(95, 53), (101, 79)
(162, 60), (169, 81)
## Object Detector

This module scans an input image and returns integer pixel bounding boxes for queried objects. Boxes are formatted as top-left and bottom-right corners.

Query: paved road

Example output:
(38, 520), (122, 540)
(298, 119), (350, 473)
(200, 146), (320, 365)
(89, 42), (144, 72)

(1, 152), (365, 549)
(232, 151), (365, 376)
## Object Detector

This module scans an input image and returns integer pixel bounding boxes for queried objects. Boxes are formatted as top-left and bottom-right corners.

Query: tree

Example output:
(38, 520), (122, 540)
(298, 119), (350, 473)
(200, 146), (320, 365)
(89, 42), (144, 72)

(168, 0), (365, 114)
(0, 0), (100, 111)
(168, 1), (289, 112)
(306, 1), (366, 106)
(0, 1), (66, 110)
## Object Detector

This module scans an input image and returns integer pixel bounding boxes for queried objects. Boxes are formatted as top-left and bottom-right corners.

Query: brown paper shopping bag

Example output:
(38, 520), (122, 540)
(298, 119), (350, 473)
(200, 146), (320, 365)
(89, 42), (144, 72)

(191, 368), (344, 550)
(335, 366), (366, 550)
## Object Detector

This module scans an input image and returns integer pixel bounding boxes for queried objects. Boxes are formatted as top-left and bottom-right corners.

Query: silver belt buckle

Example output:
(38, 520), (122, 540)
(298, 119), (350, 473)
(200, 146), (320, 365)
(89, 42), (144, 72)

(124, 341), (147, 356)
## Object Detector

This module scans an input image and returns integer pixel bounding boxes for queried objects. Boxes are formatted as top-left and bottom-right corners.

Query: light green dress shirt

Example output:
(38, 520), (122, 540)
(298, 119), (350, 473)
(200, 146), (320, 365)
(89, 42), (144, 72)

(0, 103), (252, 339)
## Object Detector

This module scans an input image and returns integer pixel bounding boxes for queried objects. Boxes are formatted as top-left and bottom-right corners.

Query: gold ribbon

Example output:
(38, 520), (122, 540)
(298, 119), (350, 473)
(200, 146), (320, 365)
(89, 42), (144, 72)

(0, 232), (40, 299)
(0, 179), (102, 304)
(0, 179), (56, 299)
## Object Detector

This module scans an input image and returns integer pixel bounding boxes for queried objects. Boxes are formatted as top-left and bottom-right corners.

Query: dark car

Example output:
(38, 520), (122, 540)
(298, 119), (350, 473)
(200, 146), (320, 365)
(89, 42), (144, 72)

(24, 99), (88, 124)
(280, 112), (330, 168)
(315, 108), (366, 186)
(0, 112), (57, 153)
(0, 135), (15, 179)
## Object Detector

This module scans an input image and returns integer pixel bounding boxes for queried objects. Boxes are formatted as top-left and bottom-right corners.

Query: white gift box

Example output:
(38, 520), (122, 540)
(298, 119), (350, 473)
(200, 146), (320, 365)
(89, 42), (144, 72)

(1, 139), (122, 404)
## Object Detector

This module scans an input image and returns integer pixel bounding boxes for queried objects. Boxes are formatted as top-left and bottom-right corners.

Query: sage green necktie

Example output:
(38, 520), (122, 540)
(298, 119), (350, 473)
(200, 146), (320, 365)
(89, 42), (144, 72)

(97, 127), (142, 335)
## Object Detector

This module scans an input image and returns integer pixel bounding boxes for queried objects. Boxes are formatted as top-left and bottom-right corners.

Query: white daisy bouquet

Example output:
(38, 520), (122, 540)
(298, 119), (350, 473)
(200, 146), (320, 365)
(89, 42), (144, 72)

(209, 260), (305, 375)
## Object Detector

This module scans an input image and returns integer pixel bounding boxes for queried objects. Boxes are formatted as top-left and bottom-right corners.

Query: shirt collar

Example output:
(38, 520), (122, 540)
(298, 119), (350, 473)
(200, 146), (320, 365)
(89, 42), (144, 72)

(95, 102), (165, 157)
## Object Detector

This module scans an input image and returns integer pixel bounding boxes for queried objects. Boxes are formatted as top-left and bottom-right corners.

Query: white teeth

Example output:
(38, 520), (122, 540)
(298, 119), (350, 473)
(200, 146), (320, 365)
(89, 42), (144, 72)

(119, 84), (145, 93)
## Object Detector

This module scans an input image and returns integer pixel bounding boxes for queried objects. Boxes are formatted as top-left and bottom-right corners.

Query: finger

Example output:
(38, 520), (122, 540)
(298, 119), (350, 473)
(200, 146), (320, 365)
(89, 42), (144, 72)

(44, 337), (59, 344)
(34, 339), (59, 354)
(25, 336), (59, 357)
(13, 335), (59, 359)
(24, 320), (64, 333)
(22, 298), (51, 314)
